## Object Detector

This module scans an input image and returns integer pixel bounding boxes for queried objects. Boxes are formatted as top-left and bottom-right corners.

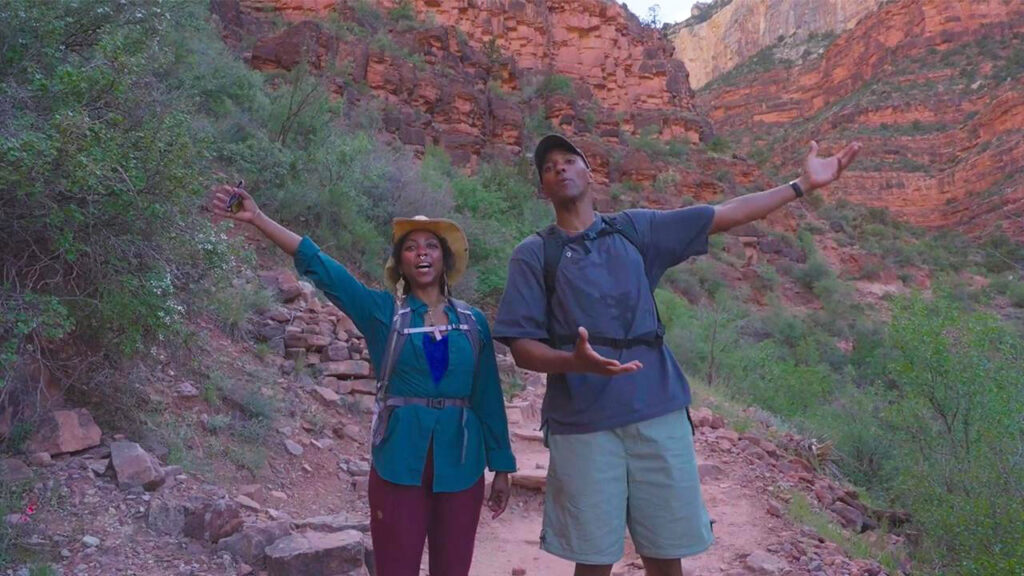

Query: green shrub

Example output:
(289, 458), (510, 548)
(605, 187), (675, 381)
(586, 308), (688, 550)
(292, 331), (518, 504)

(537, 74), (574, 97)
(882, 296), (1024, 573)
(793, 256), (834, 290)
(388, 0), (417, 23)
(706, 136), (731, 154)
(0, 0), (247, 396)
(988, 274), (1024, 307)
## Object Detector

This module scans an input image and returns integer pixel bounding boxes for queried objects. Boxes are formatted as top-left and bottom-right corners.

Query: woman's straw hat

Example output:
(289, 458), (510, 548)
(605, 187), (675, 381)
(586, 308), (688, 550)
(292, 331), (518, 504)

(384, 215), (469, 288)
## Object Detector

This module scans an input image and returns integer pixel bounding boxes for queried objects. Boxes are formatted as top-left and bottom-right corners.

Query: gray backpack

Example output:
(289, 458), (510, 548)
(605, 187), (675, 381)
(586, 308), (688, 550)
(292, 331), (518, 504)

(370, 297), (481, 461)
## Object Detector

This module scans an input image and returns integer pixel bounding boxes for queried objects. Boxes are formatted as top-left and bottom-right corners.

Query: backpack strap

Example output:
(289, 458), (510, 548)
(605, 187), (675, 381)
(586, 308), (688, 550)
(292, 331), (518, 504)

(448, 297), (481, 365)
(371, 303), (412, 446)
(538, 225), (566, 306)
(372, 299), (483, 458)
(603, 213), (666, 344)
(378, 304), (413, 394)
(538, 213), (665, 350)
(603, 213), (640, 252)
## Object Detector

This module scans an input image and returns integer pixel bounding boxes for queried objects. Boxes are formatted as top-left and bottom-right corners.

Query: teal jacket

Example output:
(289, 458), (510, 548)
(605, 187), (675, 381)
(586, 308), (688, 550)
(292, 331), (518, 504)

(294, 237), (516, 492)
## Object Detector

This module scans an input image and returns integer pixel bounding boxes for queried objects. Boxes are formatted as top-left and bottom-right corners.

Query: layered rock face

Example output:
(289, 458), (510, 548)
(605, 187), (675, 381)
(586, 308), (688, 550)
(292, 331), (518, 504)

(696, 0), (1024, 239)
(670, 0), (884, 89)
(211, 0), (745, 204)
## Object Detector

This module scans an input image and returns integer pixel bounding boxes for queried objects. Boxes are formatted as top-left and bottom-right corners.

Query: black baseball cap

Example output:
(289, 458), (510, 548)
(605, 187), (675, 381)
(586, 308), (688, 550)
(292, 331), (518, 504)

(533, 134), (591, 181)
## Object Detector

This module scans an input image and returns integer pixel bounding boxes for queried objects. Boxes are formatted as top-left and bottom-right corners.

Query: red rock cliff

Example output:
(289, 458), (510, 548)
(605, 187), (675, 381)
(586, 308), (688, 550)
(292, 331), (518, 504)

(696, 0), (1024, 240)
(669, 0), (884, 89)
(211, 0), (748, 205)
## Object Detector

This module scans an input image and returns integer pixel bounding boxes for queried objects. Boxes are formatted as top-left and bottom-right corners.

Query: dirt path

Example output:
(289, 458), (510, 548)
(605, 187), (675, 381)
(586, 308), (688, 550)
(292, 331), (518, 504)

(467, 410), (880, 576)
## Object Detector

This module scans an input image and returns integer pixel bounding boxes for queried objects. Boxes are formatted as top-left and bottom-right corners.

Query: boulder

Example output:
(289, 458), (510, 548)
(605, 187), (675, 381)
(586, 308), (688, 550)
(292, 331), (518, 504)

(320, 361), (371, 379)
(184, 498), (244, 544)
(265, 530), (364, 576)
(25, 409), (102, 456)
(217, 520), (292, 567)
(147, 498), (186, 536)
(110, 441), (165, 491)
(292, 514), (370, 534)
(0, 458), (32, 484)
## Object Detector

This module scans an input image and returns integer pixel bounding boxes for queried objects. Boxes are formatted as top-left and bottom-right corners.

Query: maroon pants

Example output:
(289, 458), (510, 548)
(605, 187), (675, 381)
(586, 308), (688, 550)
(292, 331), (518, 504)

(368, 449), (485, 576)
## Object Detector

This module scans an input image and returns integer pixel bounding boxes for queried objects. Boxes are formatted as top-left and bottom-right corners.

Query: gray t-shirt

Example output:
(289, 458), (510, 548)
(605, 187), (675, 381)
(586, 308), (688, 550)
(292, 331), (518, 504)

(493, 206), (715, 434)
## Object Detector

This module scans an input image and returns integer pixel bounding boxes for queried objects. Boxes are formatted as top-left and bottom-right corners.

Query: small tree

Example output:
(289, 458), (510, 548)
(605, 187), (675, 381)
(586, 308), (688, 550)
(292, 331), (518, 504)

(641, 4), (661, 29)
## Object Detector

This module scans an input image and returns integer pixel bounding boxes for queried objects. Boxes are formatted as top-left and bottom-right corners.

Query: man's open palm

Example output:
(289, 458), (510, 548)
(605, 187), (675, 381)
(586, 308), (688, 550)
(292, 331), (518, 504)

(803, 140), (861, 190)
(571, 327), (643, 376)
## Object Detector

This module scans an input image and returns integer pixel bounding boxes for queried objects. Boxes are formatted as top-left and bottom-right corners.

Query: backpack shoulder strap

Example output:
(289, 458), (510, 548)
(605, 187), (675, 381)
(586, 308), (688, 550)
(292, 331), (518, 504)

(448, 297), (481, 365)
(377, 303), (412, 396)
(604, 212), (666, 340)
(537, 225), (566, 306)
(602, 212), (641, 253)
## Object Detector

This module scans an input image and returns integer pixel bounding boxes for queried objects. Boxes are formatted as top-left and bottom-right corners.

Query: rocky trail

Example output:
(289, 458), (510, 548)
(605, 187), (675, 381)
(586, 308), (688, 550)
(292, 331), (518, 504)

(2, 269), (902, 576)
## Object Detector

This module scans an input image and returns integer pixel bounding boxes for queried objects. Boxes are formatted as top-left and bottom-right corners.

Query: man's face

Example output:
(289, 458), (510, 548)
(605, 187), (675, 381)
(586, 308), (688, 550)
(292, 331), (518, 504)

(539, 148), (592, 204)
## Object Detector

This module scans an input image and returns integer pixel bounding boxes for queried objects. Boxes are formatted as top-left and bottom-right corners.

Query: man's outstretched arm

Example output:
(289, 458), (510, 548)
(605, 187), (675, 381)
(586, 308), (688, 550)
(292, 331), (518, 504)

(709, 141), (861, 234)
(508, 328), (643, 377)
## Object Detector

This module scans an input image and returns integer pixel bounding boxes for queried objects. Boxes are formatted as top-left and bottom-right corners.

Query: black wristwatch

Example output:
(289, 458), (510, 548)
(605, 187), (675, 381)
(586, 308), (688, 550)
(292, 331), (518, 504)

(789, 180), (804, 198)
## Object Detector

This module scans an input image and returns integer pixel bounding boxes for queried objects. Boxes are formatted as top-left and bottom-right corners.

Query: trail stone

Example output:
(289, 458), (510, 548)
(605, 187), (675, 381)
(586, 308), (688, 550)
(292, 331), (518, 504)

(313, 386), (340, 404)
(265, 530), (364, 576)
(238, 484), (265, 502)
(292, 514), (370, 533)
(342, 425), (363, 442)
(505, 406), (523, 425)
(829, 501), (867, 533)
(278, 282), (302, 302)
(512, 429), (544, 442)
(0, 459), (32, 483)
(25, 409), (102, 456)
(217, 520), (292, 567)
(347, 460), (371, 477)
(147, 498), (186, 536)
(510, 470), (547, 490)
(690, 406), (715, 428)
(268, 308), (291, 323)
(174, 381), (200, 398)
(745, 550), (787, 575)
(738, 440), (769, 461)
(325, 344), (351, 362)
(697, 462), (726, 482)
(110, 441), (165, 491)
(184, 498), (243, 544)
(235, 495), (262, 511)
(347, 379), (376, 395)
(257, 322), (286, 342)
(283, 439), (304, 456)
(320, 361), (371, 379)
(284, 348), (307, 362)
(363, 533), (375, 576)
(87, 458), (110, 476)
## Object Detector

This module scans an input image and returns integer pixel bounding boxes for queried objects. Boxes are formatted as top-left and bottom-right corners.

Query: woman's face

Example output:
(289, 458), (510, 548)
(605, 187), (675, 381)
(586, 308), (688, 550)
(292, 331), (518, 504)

(398, 230), (445, 290)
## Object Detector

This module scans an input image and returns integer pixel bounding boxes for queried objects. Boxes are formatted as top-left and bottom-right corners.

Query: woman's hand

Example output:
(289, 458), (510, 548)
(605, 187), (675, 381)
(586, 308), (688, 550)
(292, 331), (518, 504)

(206, 182), (302, 256)
(488, 472), (511, 519)
(208, 183), (262, 224)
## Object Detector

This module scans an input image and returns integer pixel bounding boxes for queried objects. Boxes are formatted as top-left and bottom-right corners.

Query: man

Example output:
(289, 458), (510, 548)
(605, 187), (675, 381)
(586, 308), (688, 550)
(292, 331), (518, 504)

(493, 133), (860, 576)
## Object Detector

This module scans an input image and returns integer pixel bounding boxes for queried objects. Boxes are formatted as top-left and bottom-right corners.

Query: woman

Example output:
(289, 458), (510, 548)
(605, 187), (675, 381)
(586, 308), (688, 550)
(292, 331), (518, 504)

(209, 184), (516, 576)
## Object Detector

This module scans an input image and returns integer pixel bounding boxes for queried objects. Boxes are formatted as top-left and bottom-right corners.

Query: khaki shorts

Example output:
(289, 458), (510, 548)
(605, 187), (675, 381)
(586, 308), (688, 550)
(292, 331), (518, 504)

(540, 409), (714, 564)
